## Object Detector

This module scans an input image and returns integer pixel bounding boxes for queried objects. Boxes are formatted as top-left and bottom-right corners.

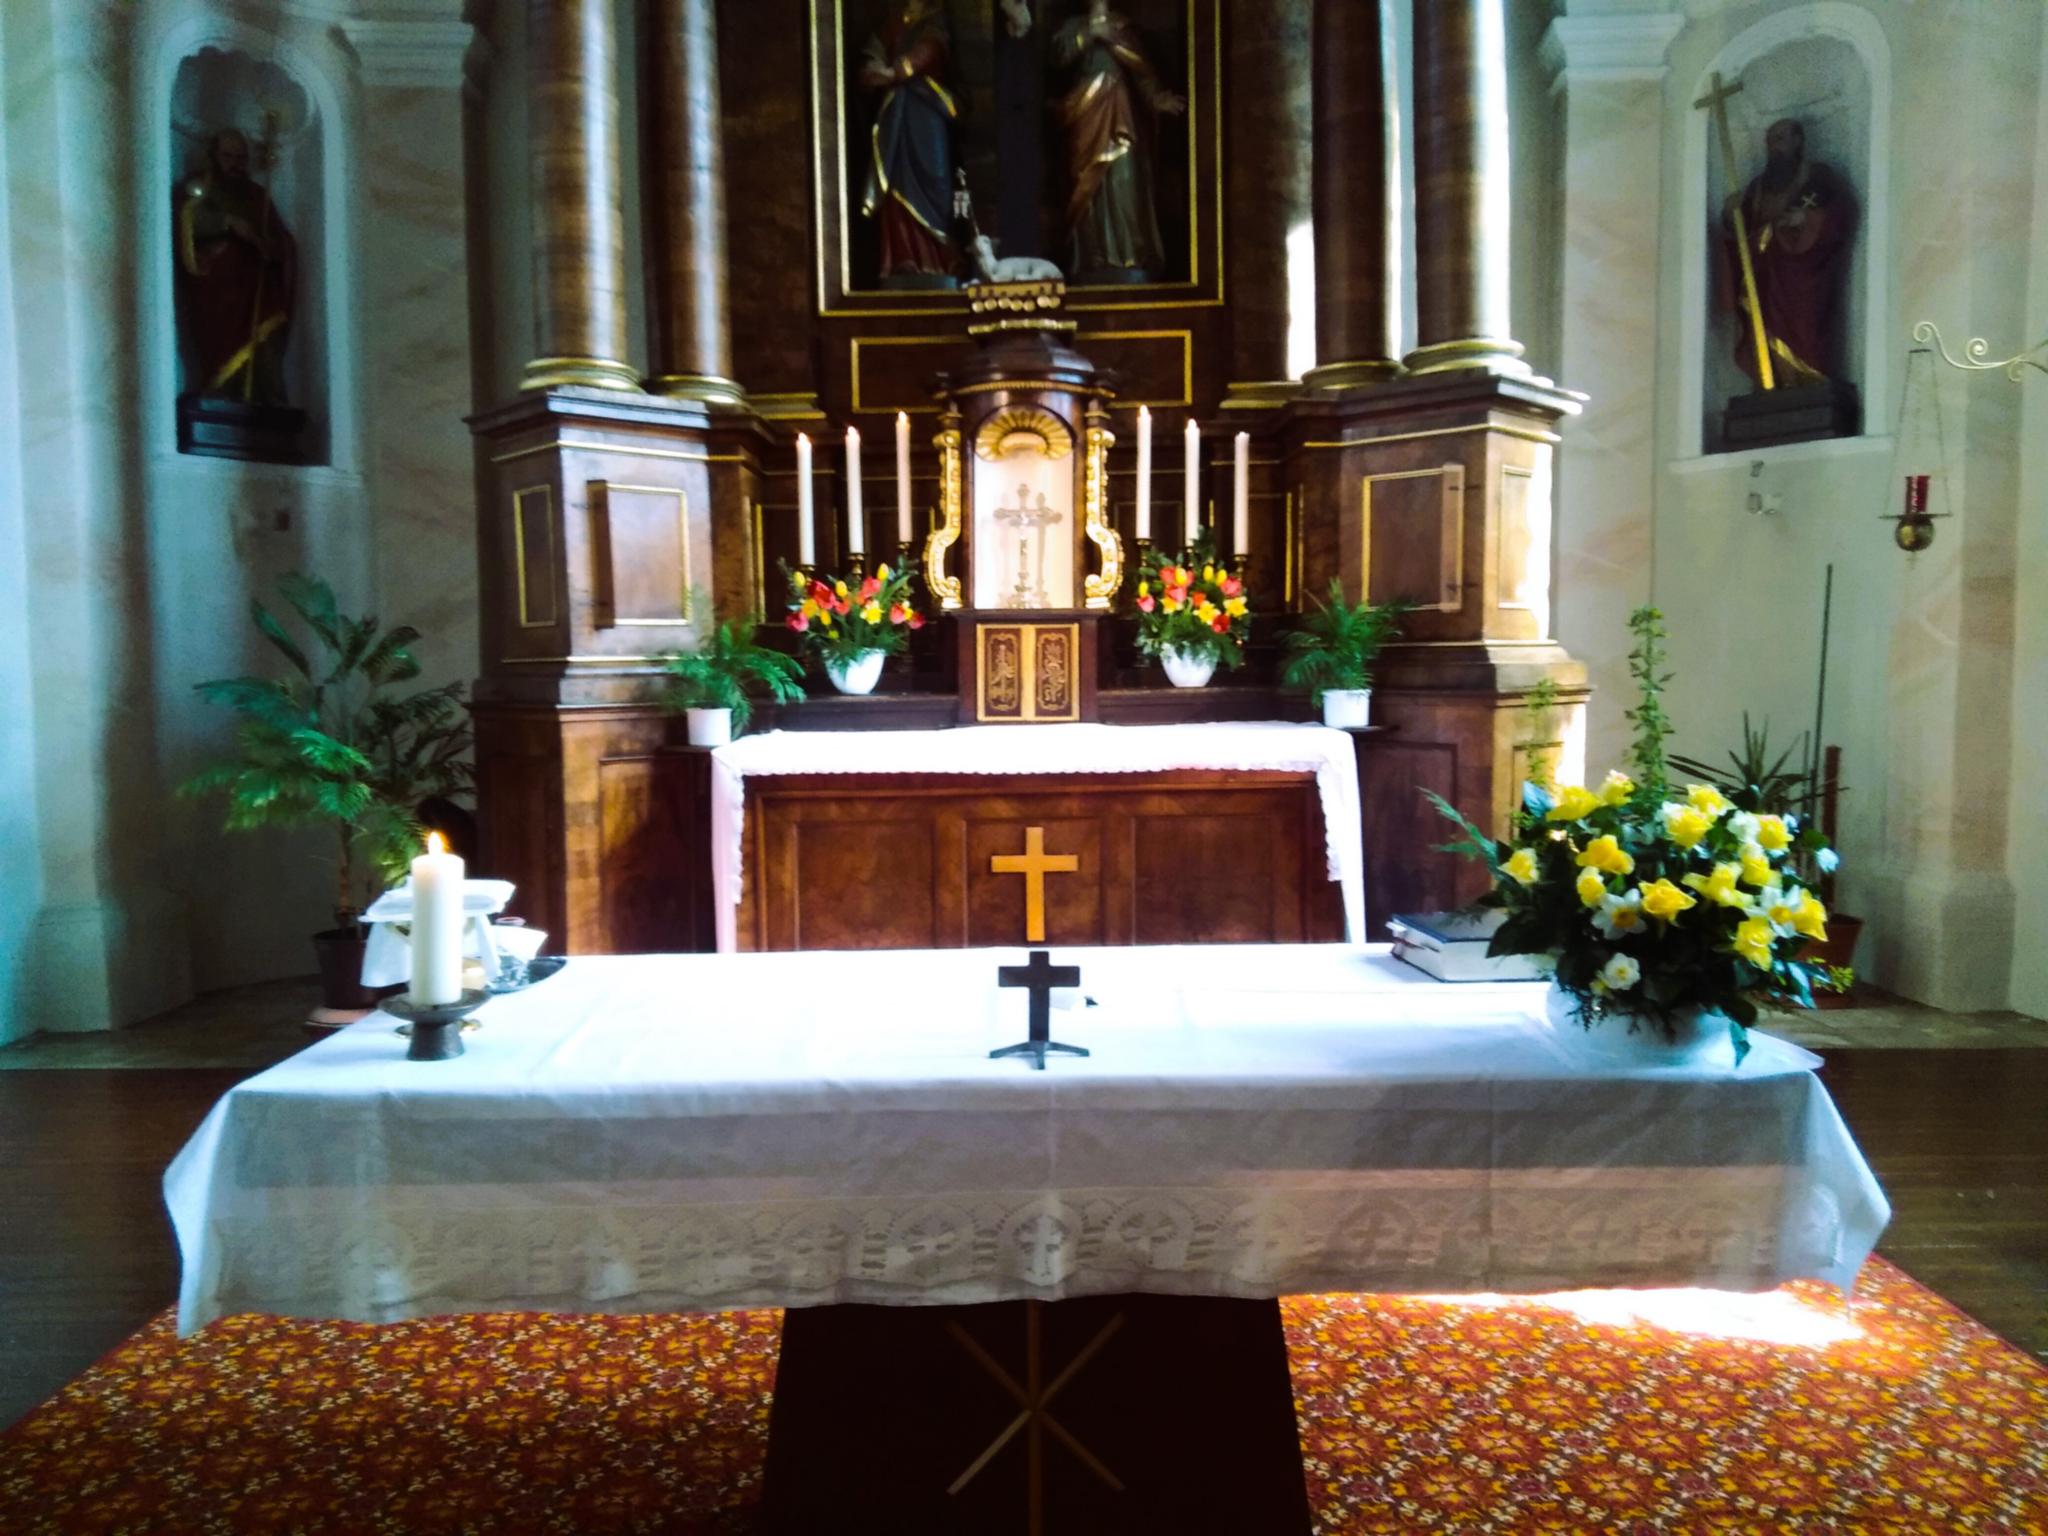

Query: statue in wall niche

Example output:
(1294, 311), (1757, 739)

(859, 0), (964, 288)
(175, 126), (296, 406)
(1054, 0), (1184, 284)
(1720, 117), (1857, 388)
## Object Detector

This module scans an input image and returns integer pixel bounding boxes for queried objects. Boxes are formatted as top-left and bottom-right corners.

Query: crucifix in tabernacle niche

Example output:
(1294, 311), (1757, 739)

(924, 274), (1123, 725)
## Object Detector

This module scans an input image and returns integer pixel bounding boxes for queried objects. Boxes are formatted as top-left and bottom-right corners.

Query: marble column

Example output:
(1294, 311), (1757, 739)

(640, 0), (742, 404)
(1541, 9), (1680, 771)
(1406, 0), (1527, 376)
(522, 0), (638, 392)
(1303, 0), (1401, 390)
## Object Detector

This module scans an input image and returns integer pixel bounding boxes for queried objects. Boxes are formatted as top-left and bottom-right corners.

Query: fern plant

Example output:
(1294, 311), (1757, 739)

(662, 614), (806, 735)
(1279, 580), (1404, 704)
(180, 573), (474, 929)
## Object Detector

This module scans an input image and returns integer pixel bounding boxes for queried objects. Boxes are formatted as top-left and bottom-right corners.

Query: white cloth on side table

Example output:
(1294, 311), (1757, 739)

(707, 722), (1368, 950)
(163, 945), (1889, 1334)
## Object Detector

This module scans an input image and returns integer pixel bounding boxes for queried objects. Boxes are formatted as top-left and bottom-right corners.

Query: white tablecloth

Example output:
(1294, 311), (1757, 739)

(707, 722), (1367, 950)
(163, 946), (1888, 1333)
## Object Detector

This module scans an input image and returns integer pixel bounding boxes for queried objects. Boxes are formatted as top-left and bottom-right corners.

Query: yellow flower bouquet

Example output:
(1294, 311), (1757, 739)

(1431, 609), (1840, 1063)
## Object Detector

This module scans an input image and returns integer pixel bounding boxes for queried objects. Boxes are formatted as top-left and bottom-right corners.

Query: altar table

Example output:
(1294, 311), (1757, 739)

(163, 945), (1888, 1533)
(166, 945), (1885, 1329)
(704, 720), (1359, 950)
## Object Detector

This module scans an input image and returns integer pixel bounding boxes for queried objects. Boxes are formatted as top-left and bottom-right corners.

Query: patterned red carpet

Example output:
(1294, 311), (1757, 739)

(1, 1259), (2042, 1534)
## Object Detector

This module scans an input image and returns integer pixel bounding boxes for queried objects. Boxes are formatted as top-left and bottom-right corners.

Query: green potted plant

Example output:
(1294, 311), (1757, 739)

(662, 612), (807, 745)
(1672, 715), (1861, 1000)
(1131, 547), (1251, 688)
(181, 573), (474, 1009)
(784, 560), (923, 694)
(1280, 579), (1405, 728)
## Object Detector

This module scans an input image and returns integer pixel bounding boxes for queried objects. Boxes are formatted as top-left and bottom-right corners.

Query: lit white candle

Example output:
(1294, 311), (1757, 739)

(1183, 418), (1201, 548)
(408, 831), (464, 1007)
(796, 433), (816, 567)
(845, 425), (864, 559)
(1233, 431), (1251, 556)
(895, 412), (913, 546)
(1134, 405), (1152, 542)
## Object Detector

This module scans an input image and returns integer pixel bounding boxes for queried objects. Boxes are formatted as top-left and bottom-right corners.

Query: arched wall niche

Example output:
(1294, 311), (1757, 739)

(140, 11), (361, 478)
(1676, 2), (1891, 460)
(169, 46), (328, 462)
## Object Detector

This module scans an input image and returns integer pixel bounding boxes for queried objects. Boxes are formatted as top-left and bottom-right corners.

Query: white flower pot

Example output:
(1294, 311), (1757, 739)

(1321, 688), (1372, 729)
(826, 650), (886, 695)
(684, 707), (733, 747)
(1543, 983), (1737, 1069)
(1161, 647), (1217, 688)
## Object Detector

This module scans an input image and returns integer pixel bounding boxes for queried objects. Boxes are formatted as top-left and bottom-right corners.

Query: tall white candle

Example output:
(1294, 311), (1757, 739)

(844, 425), (864, 559)
(895, 412), (913, 546)
(1233, 431), (1251, 556)
(796, 433), (816, 566)
(1183, 418), (1201, 548)
(1134, 405), (1152, 542)
(408, 831), (464, 1007)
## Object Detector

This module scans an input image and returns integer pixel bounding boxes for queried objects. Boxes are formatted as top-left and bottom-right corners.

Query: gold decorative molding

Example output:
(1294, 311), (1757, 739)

(923, 407), (965, 609)
(491, 438), (745, 466)
(1221, 379), (1304, 410)
(1302, 421), (1561, 452)
(520, 354), (643, 392)
(1081, 404), (1123, 610)
(512, 486), (556, 628)
(590, 482), (692, 628)
(974, 406), (1074, 463)
(1361, 463), (1465, 614)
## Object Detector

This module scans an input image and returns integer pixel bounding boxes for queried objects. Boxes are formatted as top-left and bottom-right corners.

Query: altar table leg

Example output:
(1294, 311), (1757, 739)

(759, 1293), (1312, 1535)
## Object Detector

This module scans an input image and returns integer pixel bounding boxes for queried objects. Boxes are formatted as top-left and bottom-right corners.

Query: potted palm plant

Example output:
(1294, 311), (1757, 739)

(1280, 579), (1404, 728)
(1672, 715), (1861, 1001)
(662, 613), (807, 745)
(181, 573), (474, 1009)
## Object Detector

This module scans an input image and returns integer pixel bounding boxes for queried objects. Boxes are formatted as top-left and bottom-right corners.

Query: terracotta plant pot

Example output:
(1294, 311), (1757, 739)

(1807, 914), (1866, 1010)
(312, 927), (380, 1011)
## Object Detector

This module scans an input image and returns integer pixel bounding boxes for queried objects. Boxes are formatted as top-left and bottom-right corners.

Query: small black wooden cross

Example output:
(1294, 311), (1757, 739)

(992, 949), (1088, 1070)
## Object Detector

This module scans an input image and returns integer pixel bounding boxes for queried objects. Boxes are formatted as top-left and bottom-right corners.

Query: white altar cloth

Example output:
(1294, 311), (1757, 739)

(707, 722), (1367, 950)
(164, 945), (1888, 1334)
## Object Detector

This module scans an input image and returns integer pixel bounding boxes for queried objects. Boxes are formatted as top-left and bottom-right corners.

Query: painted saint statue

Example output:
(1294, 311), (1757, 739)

(1054, 0), (1184, 283)
(859, 0), (960, 287)
(1720, 118), (1857, 386)
(175, 127), (296, 404)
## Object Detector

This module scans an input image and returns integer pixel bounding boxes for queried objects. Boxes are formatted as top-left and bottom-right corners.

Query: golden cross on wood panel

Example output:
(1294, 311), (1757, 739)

(990, 826), (1078, 943)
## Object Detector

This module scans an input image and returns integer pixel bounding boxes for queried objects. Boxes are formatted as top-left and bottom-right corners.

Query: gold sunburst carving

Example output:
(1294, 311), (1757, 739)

(973, 407), (1074, 463)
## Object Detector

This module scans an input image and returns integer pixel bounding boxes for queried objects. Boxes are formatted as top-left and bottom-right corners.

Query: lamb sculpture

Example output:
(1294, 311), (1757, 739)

(970, 234), (1063, 286)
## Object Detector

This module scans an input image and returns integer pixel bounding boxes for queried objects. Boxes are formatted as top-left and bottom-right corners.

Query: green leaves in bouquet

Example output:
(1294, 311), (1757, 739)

(181, 573), (474, 928)
(662, 605), (806, 734)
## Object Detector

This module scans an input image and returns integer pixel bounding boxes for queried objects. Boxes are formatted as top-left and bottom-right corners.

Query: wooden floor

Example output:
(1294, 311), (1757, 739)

(1, 1052), (2043, 1432)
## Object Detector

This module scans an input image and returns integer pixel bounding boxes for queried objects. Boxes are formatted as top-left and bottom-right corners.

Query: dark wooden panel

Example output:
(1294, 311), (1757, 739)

(1132, 806), (1302, 945)
(782, 817), (938, 952)
(1357, 738), (1464, 940)
(740, 772), (1342, 952)
(597, 753), (710, 953)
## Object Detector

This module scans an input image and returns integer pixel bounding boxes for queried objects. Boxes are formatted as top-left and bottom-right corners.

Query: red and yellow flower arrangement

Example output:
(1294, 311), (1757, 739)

(1132, 552), (1251, 671)
(784, 561), (922, 667)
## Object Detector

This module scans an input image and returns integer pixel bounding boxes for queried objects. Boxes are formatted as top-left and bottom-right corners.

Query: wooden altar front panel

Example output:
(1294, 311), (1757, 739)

(737, 771), (1344, 953)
